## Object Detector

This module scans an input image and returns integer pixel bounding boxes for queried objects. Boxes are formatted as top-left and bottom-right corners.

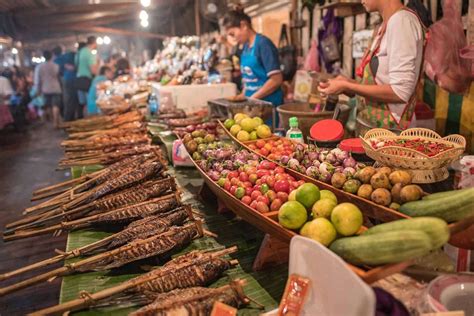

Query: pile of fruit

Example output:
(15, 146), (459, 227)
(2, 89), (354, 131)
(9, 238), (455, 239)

(223, 113), (272, 141)
(277, 183), (363, 247)
(182, 128), (234, 161)
(174, 121), (220, 138)
(370, 138), (454, 157)
(198, 148), (304, 213)
(247, 138), (296, 161)
(332, 167), (424, 209)
(279, 146), (365, 184)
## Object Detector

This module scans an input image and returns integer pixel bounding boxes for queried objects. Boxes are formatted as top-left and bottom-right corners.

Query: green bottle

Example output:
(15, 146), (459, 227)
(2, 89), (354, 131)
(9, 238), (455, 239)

(286, 117), (304, 144)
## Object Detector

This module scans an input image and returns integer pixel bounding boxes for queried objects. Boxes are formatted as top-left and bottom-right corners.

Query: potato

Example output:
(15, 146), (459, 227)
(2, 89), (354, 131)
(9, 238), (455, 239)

(370, 172), (391, 189)
(331, 173), (347, 189)
(371, 188), (392, 206)
(389, 170), (412, 186)
(357, 184), (373, 200)
(400, 185), (423, 203)
(377, 167), (392, 176)
(391, 183), (403, 204)
(355, 167), (377, 184)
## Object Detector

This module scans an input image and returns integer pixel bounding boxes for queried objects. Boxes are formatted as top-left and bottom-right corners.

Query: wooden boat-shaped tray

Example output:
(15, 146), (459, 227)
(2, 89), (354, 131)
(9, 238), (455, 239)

(218, 121), (474, 247)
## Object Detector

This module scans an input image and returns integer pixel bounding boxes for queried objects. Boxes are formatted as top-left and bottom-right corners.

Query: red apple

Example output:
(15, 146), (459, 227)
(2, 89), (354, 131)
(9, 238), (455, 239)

(249, 174), (258, 184)
(276, 192), (289, 203)
(243, 181), (253, 188)
(257, 195), (270, 205)
(256, 139), (265, 149)
(239, 172), (249, 182)
(270, 198), (282, 212)
(223, 180), (231, 191)
(241, 195), (252, 205)
(245, 187), (253, 196)
(228, 171), (239, 179)
(230, 177), (240, 186)
(256, 201), (270, 213)
(275, 166), (285, 174)
(229, 185), (237, 196)
(250, 200), (258, 209)
(251, 190), (262, 201)
(274, 180), (290, 193)
(259, 148), (269, 156)
(256, 169), (269, 178)
(266, 175), (275, 188)
(264, 143), (272, 151)
(266, 190), (276, 202)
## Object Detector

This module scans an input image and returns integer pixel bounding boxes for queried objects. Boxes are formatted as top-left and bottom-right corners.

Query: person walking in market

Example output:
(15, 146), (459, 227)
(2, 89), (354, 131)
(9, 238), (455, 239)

(75, 36), (98, 119)
(318, 0), (425, 131)
(53, 45), (78, 122)
(222, 9), (283, 127)
(35, 50), (62, 128)
(87, 66), (114, 115)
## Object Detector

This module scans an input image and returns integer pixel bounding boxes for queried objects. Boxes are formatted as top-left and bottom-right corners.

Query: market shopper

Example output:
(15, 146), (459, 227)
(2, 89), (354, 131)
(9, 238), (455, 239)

(223, 9), (283, 126)
(318, 0), (425, 130)
(36, 50), (62, 128)
(75, 36), (98, 119)
(54, 46), (78, 121)
(87, 66), (113, 115)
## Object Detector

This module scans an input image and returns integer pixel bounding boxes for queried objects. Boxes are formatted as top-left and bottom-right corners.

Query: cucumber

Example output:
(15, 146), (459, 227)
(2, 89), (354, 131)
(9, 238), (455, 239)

(400, 188), (474, 222)
(363, 217), (449, 249)
(330, 230), (432, 266)
(423, 188), (474, 201)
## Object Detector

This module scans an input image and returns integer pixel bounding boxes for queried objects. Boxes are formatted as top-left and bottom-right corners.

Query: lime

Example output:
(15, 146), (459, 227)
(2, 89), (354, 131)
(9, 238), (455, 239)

(229, 124), (242, 136)
(300, 218), (337, 246)
(296, 183), (320, 209)
(278, 201), (308, 230)
(320, 190), (338, 204)
(256, 124), (272, 138)
(312, 199), (337, 219)
(288, 190), (297, 201)
(234, 113), (248, 124)
(235, 187), (245, 199)
(253, 117), (264, 126)
(223, 118), (235, 130)
(249, 131), (258, 140)
(330, 203), (363, 236)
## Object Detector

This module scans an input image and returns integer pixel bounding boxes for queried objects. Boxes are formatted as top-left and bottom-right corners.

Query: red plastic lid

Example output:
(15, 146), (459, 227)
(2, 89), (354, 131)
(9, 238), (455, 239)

(310, 119), (344, 142)
(339, 138), (365, 154)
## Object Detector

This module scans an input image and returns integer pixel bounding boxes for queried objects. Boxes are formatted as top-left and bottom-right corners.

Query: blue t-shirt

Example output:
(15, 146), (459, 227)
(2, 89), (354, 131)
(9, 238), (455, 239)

(87, 75), (106, 115)
(248, 34), (281, 77)
(55, 52), (76, 82)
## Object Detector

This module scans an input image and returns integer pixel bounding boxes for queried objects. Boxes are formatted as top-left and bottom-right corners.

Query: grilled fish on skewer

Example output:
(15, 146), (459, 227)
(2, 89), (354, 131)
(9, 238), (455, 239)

(0, 222), (205, 296)
(3, 193), (182, 241)
(131, 282), (248, 316)
(28, 248), (238, 316)
(0, 207), (193, 282)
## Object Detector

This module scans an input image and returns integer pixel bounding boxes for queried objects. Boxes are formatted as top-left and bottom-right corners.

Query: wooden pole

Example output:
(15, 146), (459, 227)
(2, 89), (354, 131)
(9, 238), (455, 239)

(195, 0), (201, 36)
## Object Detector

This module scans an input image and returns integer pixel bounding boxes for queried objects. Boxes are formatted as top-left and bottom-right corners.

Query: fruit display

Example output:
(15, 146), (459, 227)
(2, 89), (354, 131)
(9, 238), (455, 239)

(196, 148), (304, 213)
(181, 126), (235, 161)
(247, 138), (296, 161)
(369, 138), (454, 157)
(399, 187), (474, 222)
(174, 121), (221, 138)
(279, 182), (364, 247)
(330, 217), (450, 265)
(223, 113), (273, 141)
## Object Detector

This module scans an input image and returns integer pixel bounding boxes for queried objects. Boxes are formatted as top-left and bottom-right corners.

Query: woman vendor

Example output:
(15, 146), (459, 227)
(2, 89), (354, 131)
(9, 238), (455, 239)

(319, 0), (425, 130)
(223, 9), (283, 126)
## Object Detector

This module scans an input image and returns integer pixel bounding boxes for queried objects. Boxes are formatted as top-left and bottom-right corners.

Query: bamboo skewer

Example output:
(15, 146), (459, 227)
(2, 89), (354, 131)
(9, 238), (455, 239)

(28, 247), (238, 316)
(0, 222), (205, 296)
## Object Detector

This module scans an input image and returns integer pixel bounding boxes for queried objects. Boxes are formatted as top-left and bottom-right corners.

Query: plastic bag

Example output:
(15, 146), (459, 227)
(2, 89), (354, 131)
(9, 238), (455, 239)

(303, 39), (320, 72)
(424, 0), (472, 94)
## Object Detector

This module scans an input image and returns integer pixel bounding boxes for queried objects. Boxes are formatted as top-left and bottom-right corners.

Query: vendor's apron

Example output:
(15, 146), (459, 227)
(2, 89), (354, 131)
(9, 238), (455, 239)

(241, 34), (283, 126)
(357, 8), (426, 130)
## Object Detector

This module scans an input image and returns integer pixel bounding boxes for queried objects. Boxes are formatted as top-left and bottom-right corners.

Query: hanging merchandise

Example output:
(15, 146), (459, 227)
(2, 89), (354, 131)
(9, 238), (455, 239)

(304, 39), (321, 72)
(279, 24), (298, 81)
(318, 9), (343, 74)
(424, 0), (472, 94)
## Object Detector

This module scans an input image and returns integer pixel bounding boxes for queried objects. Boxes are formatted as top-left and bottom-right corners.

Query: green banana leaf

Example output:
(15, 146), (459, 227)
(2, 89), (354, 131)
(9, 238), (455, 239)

(60, 165), (287, 315)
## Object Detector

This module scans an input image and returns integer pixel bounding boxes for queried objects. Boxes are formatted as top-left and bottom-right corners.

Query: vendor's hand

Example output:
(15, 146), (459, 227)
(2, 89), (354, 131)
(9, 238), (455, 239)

(318, 79), (348, 95)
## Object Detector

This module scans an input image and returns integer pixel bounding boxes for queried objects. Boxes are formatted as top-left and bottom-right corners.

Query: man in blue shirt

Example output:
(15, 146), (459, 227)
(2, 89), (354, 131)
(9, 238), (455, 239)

(223, 9), (283, 126)
(53, 46), (78, 121)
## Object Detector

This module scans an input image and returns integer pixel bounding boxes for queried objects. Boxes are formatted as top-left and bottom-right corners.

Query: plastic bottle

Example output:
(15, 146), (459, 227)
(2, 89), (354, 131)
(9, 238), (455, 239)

(149, 93), (159, 116)
(286, 117), (304, 144)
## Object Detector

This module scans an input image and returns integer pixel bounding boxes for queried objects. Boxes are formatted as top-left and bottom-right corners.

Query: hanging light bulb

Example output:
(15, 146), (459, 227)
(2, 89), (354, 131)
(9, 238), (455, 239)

(96, 37), (104, 45)
(140, 0), (151, 7)
(139, 10), (148, 20)
(11, 48), (18, 54)
(140, 19), (149, 28)
(103, 36), (111, 45)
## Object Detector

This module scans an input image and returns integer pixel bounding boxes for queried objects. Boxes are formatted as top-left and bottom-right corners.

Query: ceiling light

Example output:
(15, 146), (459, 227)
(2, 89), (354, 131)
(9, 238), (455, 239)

(139, 10), (148, 20)
(140, 19), (149, 28)
(103, 36), (111, 45)
(40, 57), (45, 62)
(96, 37), (104, 45)
(11, 48), (18, 54)
(91, 49), (97, 55)
(140, 0), (151, 7)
